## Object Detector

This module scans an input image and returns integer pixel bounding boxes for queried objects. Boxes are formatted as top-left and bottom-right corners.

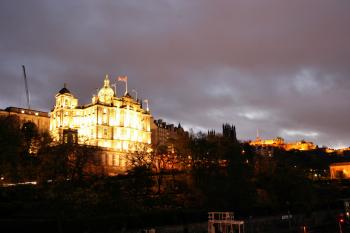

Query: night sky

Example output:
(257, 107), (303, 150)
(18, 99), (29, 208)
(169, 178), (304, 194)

(1, 0), (350, 148)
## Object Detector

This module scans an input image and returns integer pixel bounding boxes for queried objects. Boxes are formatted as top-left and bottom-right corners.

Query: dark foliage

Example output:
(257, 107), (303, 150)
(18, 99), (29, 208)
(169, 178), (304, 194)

(1, 119), (350, 227)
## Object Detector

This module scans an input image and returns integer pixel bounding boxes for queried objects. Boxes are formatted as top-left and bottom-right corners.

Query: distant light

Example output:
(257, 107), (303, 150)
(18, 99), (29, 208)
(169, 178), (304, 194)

(21, 110), (25, 113)
(35, 112), (38, 116)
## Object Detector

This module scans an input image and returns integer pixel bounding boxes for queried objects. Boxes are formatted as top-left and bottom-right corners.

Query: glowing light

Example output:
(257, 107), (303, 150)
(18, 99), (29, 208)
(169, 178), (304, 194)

(50, 76), (152, 153)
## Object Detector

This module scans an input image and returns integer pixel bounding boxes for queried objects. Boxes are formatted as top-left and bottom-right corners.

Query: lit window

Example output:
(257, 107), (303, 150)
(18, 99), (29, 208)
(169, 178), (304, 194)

(113, 155), (117, 166)
(123, 141), (129, 150)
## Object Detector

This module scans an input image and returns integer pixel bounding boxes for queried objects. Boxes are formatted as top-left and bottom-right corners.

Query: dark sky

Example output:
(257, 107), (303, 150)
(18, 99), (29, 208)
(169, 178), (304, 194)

(1, 0), (350, 148)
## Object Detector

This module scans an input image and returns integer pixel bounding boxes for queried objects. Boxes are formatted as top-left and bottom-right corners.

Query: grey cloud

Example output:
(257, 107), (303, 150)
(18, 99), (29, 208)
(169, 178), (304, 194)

(1, 0), (350, 147)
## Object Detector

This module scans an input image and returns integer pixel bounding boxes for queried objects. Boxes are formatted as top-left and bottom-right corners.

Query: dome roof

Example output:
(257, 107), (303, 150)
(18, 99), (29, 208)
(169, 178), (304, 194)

(98, 75), (114, 103)
(58, 84), (71, 95)
(58, 87), (70, 94)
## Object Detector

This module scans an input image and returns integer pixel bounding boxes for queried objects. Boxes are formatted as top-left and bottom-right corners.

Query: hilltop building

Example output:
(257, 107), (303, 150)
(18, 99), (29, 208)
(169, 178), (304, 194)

(325, 147), (350, 155)
(49, 75), (152, 174)
(250, 136), (316, 152)
(284, 140), (317, 151)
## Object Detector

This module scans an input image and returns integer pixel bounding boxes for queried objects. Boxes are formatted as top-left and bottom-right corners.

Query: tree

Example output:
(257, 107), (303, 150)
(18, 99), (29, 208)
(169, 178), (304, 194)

(37, 143), (102, 183)
(0, 115), (23, 181)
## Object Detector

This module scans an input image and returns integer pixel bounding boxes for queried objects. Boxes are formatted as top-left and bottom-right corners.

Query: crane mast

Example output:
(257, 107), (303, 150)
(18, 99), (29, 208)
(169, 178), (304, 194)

(22, 65), (31, 109)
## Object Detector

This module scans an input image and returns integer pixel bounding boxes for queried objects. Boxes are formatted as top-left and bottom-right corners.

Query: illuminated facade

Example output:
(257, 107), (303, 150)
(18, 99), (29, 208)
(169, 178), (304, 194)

(250, 136), (316, 151)
(250, 137), (285, 147)
(50, 76), (152, 174)
(284, 141), (316, 151)
(330, 162), (350, 179)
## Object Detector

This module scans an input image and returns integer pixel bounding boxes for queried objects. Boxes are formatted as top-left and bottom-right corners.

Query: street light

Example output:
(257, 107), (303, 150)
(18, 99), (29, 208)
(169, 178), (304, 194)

(338, 214), (345, 233)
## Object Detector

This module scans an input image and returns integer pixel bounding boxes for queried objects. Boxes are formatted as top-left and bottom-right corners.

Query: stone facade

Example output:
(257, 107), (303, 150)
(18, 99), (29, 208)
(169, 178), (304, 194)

(50, 76), (152, 174)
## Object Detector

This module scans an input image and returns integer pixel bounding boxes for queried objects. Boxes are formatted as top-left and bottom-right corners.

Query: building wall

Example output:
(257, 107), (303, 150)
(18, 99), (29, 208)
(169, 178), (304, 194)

(0, 107), (50, 133)
(285, 141), (316, 151)
(250, 137), (285, 148)
(250, 137), (316, 152)
(151, 119), (185, 153)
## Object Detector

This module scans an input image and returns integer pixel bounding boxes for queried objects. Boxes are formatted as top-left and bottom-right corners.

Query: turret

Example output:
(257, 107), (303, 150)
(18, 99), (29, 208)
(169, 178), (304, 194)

(55, 83), (78, 109)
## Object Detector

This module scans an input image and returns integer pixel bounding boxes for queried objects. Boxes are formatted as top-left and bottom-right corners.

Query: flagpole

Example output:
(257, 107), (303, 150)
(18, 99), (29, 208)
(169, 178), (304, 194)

(117, 75), (128, 95)
(125, 76), (128, 95)
(144, 99), (149, 111)
(132, 89), (138, 100)
(111, 83), (117, 96)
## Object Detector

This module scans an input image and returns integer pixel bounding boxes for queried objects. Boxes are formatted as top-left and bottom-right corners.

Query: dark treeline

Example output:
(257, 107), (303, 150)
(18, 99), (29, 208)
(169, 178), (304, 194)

(1, 115), (350, 228)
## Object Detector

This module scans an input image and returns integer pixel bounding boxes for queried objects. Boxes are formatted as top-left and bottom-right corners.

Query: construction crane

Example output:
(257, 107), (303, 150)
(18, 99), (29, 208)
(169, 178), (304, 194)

(22, 65), (31, 109)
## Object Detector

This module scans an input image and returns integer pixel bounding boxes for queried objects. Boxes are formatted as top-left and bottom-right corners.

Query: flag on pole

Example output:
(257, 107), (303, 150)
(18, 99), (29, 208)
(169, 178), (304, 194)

(118, 75), (127, 82)
(117, 75), (128, 94)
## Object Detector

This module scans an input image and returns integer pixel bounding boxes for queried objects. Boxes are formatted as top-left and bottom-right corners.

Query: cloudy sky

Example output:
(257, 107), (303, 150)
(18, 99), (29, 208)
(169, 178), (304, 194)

(1, 0), (350, 148)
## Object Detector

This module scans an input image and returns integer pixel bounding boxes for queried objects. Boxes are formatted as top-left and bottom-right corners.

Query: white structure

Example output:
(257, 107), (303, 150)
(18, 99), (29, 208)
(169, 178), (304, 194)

(208, 212), (244, 233)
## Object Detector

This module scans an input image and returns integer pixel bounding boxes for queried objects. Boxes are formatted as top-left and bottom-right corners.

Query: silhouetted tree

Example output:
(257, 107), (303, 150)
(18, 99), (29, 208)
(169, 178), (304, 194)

(37, 143), (102, 183)
(0, 115), (23, 181)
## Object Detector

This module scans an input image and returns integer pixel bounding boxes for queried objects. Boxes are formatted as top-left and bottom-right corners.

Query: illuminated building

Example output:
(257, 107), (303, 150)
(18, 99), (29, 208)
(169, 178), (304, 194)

(284, 141), (316, 151)
(250, 136), (316, 151)
(326, 147), (350, 155)
(50, 75), (152, 174)
(0, 107), (50, 133)
(250, 137), (285, 148)
(330, 162), (350, 179)
(0, 107), (50, 155)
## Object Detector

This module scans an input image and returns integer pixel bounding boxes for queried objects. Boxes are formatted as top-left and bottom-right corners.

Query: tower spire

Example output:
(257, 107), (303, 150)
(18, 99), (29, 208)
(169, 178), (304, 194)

(104, 74), (110, 87)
